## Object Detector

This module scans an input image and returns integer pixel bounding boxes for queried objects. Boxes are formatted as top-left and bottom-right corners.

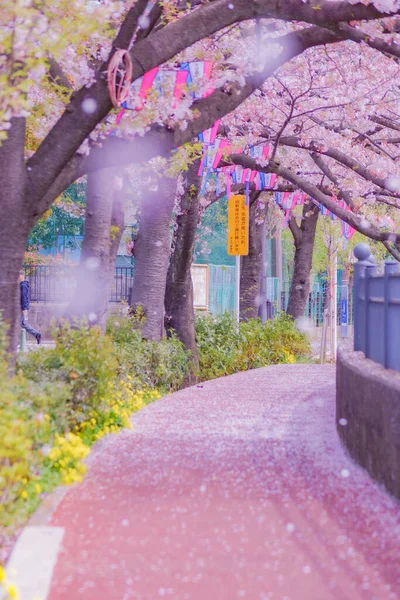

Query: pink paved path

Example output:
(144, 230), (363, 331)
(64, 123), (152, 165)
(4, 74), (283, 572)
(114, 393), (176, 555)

(48, 365), (400, 600)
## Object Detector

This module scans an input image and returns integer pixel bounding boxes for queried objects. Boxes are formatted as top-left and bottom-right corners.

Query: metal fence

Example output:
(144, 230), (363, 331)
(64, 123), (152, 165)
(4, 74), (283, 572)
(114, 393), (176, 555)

(208, 265), (235, 315)
(279, 279), (353, 327)
(24, 265), (134, 303)
(110, 267), (134, 303)
(353, 248), (400, 371)
(24, 263), (355, 328)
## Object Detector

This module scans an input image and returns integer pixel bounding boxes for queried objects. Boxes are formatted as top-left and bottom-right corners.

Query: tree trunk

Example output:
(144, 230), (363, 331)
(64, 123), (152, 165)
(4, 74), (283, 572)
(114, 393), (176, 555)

(240, 192), (264, 321)
(287, 200), (320, 319)
(0, 118), (32, 355)
(65, 168), (116, 330)
(130, 177), (177, 341)
(164, 161), (202, 375)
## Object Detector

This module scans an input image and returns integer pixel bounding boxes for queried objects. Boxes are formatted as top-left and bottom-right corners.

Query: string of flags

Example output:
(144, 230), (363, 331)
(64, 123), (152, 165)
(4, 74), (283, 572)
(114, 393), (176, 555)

(196, 127), (356, 239)
(197, 126), (275, 203)
(274, 192), (356, 240)
(110, 60), (358, 240)
(115, 60), (214, 124)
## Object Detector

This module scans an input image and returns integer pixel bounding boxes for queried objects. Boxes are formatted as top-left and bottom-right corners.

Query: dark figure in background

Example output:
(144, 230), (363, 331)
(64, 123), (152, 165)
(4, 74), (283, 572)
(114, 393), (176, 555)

(19, 270), (41, 344)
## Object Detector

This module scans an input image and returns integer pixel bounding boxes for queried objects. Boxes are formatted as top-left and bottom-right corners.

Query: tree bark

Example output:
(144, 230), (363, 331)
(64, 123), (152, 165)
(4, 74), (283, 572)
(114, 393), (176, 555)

(164, 161), (202, 374)
(286, 200), (320, 319)
(239, 192), (264, 321)
(65, 168), (116, 330)
(0, 118), (33, 354)
(130, 177), (177, 341)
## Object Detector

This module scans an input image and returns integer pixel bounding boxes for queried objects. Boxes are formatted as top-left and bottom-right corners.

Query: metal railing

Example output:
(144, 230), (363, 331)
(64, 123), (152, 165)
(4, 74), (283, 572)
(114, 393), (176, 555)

(110, 267), (134, 303)
(24, 265), (134, 304)
(353, 244), (400, 371)
(280, 284), (354, 327)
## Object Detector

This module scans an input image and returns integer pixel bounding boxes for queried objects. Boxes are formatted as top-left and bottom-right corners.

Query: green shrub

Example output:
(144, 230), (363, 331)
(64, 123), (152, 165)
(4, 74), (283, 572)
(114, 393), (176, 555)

(107, 315), (189, 392)
(195, 312), (310, 380)
(19, 321), (118, 428)
(1, 320), (159, 531)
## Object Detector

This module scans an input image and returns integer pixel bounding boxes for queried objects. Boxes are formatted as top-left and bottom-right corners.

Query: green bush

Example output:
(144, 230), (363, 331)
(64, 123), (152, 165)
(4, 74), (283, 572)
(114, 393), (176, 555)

(19, 321), (118, 428)
(1, 320), (159, 532)
(195, 312), (310, 380)
(107, 315), (189, 392)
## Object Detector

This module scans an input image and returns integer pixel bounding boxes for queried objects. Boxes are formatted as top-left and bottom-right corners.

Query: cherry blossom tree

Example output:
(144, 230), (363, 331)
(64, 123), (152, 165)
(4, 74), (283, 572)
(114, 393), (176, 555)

(2, 0), (400, 355)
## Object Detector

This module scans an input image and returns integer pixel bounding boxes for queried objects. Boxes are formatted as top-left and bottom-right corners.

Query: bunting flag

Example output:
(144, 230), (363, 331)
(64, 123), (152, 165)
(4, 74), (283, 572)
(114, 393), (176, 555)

(276, 194), (357, 240)
(113, 63), (359, 239)
(341, 220), (356, 240)
(282, 210), (291, 229)
(121, 61), (214, 112)
(249, 145), (270, 162)
(275, 191), (306, 209)
(181, 60), (214, 99)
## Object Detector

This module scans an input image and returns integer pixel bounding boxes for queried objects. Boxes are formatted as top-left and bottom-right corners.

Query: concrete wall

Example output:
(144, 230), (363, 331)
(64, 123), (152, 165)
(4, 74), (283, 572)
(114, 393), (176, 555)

(337, 340), (400, 500)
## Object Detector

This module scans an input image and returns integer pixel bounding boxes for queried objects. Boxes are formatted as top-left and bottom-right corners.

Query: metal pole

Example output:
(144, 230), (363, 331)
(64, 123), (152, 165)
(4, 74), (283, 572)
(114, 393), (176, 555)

(320, 308), (328, 364)
(235, 255), (240, 323)
(340, 275), (349, 339)
(259, 220), (267, 323)
(332, 252), (338, 359)
(276, 225), (283, 294)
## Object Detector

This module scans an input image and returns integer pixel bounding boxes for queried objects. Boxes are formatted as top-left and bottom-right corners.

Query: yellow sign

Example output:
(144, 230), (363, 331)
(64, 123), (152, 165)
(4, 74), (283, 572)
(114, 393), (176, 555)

(227, 194), (249, 256)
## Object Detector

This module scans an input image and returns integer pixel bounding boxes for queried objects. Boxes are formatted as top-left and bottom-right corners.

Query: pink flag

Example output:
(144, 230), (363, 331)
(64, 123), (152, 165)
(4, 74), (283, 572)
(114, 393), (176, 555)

(226, 174), (232, 198)
(140, 67), (159, 102)
(212, 139), (229, 168)
(172, 70), (189, 108)
(210, 119), (221, 144)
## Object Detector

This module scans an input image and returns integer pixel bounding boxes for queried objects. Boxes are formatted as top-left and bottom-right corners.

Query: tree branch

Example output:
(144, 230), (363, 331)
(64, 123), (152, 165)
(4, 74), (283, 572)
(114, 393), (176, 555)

(27, 0), (397, 211)
(34, 26), (342, 215)
(370, 115), (400, 132)
(279, 135), (400, 196)
(336, 23), (400, 60)
(383, 240), (400, 262)
(288, 213), (302, 245)
(310, 152), (356, 210)
(228, 152), (400, 243)
(48, 56), (73, 90)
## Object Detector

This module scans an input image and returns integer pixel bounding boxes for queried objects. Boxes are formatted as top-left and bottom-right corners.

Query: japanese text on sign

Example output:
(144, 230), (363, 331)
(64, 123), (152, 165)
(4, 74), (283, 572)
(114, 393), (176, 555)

(227, 195), (249, 256)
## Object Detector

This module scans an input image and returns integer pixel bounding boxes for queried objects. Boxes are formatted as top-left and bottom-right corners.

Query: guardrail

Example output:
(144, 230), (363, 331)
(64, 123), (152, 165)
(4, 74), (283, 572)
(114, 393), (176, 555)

(353, 243), (400, 371)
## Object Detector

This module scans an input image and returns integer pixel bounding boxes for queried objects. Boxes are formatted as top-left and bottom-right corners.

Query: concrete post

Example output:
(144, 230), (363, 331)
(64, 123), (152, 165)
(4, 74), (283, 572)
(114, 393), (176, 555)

(20, 328), (26, 352)
(364, 264), (377, 359)
(353, 243), (372, 353)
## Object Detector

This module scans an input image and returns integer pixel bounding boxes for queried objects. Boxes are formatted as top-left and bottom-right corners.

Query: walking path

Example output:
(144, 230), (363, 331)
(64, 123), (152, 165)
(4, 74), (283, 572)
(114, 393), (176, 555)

(9, 365), (400, 600)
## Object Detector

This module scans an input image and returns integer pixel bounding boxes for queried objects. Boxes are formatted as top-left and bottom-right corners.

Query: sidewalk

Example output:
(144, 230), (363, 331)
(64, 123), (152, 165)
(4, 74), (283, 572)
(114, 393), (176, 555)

(8, 365), (400, 600)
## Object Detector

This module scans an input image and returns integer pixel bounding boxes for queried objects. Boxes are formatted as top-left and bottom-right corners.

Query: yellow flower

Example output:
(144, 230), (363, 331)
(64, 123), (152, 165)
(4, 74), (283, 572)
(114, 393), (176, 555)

(5, 583), (18, 599)
(35, 484), (42, 494)
(20, 490), (28, 500)
(0, 565), (5, 582)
